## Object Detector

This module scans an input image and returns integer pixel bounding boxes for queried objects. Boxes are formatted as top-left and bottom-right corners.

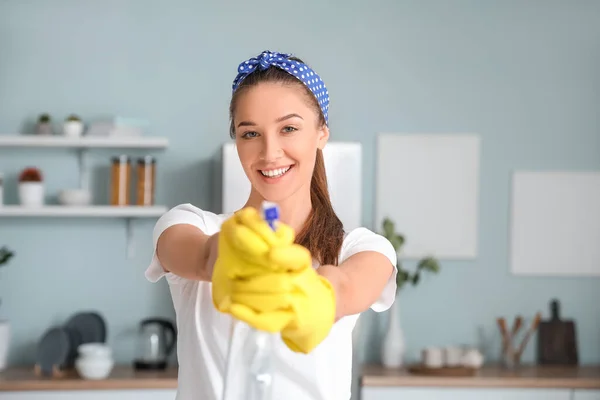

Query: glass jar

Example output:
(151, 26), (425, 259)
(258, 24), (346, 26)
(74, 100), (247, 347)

(110, 155), (131, 206)
(136, 156), (156, 206)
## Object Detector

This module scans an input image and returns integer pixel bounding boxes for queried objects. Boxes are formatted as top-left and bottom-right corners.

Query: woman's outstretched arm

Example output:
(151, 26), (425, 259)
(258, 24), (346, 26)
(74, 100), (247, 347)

(318, 251), (394, 321)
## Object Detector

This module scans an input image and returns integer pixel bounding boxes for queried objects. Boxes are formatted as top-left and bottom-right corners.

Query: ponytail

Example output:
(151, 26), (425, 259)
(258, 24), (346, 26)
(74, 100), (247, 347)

(295, 149), (345, 266)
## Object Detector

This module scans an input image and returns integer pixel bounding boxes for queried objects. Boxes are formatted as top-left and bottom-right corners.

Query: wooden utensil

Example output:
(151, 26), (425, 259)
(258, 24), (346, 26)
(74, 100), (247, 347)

(511, 316), (523, 337)
(536, 299), (579, 365)
(497, 317), (509, 354)
(515, 312), (541, 360)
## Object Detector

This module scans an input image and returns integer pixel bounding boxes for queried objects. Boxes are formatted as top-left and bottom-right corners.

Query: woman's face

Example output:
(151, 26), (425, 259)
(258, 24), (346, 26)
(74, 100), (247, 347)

(232, 82), (329, 204)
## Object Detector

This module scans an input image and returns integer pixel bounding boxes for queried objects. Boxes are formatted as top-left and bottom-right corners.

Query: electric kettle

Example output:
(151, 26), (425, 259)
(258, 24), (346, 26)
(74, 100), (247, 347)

(133, 318), (176, 370)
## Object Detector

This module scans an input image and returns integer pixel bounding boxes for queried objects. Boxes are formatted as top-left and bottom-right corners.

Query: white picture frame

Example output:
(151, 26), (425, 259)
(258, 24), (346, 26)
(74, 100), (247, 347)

(510, 171), (600, 276)
(375, 133), (481, 259)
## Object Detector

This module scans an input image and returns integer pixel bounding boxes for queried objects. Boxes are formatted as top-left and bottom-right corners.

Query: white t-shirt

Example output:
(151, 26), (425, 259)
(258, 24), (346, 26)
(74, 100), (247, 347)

(145, 203), (397, 400)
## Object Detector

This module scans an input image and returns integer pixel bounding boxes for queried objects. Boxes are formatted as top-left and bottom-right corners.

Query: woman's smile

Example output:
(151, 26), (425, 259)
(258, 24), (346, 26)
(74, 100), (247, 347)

(258, 164), (295, 183)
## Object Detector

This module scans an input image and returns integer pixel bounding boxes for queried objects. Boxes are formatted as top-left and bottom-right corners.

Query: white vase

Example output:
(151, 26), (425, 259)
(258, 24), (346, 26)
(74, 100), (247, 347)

(0, 321), (10, 370)
(63, 121), (84, 137)
(18, 182), (44, 207)
(381, 295), (405, 368)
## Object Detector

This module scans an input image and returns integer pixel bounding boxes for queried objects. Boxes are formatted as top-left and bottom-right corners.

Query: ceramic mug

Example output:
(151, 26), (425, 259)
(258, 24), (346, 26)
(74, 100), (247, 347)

(422, 347), (444, 368)
(444, 346), (463, 367)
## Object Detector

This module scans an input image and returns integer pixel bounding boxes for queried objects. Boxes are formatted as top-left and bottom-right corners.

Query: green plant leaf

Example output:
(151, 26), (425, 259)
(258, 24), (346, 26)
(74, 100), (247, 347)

(395, 233), (405, 248)
(389, 234), (404, 251)
(383, 217), (442, 292)
(396, 264), (410, 289)
(382, 218), (395, 238)
(0, 246), (14, 267)
(381, 218), (405, 252)
(417, 256), (440, 273)
(412, 273), (420, 285)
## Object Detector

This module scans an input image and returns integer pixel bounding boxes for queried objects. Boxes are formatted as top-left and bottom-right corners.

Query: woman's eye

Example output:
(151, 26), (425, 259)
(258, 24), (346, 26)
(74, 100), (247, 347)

(241, 131), (258, 139)
(282, 126), (297, 133)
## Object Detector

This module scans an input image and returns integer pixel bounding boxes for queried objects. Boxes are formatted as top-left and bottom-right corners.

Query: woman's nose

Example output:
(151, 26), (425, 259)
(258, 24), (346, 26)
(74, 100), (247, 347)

(260, 135), (283, 162)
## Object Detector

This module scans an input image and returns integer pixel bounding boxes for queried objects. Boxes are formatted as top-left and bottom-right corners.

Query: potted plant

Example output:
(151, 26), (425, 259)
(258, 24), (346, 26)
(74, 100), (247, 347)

(36, 113), (53, 135)
(18, 167), (44, 207)
(63, 114), (84, 137)
(379, 217), (441, 368)
(0, 246), (14, 371)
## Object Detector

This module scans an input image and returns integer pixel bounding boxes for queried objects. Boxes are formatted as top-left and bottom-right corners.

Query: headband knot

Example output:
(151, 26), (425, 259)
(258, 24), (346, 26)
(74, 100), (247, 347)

(236, 50), (291, 75)
(232, 50), (330, 125)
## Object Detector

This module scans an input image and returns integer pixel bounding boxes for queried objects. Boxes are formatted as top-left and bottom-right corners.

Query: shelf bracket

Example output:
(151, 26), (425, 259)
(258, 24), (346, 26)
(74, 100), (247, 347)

(77, 149), (90, 191)
(126, 218), (135, 259)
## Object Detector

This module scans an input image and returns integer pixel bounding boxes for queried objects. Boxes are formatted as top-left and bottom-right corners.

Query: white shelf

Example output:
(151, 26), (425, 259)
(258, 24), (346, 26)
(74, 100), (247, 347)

(1, 134), (169, 258)
(1, 205), (167, 258)
(0, 135), (168, 149)
(0, 205), (167, 218)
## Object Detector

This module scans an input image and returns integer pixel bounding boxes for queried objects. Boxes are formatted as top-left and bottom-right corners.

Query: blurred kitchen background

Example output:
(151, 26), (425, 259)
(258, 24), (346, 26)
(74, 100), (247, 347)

(0, 0), (599, 399)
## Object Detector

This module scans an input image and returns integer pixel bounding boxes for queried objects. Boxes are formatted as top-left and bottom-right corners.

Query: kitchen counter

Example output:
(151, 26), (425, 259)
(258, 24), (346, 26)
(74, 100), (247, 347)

(361, 364), (600, 389)
(0, 366), (178, 391)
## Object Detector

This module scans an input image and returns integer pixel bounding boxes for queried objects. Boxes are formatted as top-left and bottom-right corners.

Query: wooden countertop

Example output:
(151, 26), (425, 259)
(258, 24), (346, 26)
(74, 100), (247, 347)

(0, 366), (178, 391)
(361, 364), (600, 389)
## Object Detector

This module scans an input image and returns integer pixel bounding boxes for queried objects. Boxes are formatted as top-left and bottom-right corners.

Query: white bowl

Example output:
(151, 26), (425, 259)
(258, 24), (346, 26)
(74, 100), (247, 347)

(77, 343), (112, 359)
(75, 356), (114, 380)
(58, 189), (91, 206)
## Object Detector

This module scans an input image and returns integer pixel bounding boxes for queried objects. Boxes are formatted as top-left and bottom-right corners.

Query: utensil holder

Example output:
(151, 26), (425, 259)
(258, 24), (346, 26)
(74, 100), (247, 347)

(501, 343), (521, 370)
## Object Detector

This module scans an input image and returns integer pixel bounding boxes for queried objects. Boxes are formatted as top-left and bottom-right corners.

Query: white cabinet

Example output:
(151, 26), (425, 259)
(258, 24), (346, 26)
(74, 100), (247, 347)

(361, 387), (572, 400)
(573, 390), (600, 400)
(0, 389), (177, 400)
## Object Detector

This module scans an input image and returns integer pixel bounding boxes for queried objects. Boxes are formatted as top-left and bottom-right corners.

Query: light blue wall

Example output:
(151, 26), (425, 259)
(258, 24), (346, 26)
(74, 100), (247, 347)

(0, 0), (598, 367)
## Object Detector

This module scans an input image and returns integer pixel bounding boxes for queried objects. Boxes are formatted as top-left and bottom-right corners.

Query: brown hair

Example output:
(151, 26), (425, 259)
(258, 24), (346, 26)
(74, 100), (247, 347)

(229, 56), (344, 266)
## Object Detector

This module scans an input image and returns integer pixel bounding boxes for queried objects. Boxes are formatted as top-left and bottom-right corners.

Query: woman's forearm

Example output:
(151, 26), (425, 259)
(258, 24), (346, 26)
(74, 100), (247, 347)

(318, 251), (394, 321)
(156, 224), (216, 282)
(317, 265), (351, 321)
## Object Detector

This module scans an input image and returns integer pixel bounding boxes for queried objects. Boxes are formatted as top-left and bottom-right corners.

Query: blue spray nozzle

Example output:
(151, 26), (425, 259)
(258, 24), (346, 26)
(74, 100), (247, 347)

(261, 201), (279, 231)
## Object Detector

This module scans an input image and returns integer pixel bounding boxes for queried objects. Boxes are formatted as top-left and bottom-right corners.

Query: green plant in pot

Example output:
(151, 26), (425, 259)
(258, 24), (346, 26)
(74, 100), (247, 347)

(381, 218), (441, 291)
(66, 114), (81, 122)
(63, 114), (84, 137)
(36, 113), (52, 135)
(0, 246), (14, 371)
(379, 217), (441, 368)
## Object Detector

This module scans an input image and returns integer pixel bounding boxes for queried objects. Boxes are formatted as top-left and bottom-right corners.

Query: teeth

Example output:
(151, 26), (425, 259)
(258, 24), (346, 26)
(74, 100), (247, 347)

(261, 166), (291, 178)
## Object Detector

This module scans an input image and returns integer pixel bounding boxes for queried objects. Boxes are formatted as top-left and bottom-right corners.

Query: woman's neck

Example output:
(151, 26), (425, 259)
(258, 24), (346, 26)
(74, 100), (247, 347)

(244, 187), (312, 234)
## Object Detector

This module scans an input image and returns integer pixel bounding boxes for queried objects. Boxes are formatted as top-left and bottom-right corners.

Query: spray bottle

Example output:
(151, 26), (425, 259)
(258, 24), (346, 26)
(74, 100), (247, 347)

(221, 201), (279, 400)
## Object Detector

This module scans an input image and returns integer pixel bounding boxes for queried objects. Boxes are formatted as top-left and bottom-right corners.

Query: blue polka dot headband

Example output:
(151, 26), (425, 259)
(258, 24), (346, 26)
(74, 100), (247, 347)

(232, 50), (330, 126)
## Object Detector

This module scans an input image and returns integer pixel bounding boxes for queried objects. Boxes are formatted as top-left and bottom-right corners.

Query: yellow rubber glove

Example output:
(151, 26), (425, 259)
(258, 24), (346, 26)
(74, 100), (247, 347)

(212, 206), (337, 354)
(226, 229), (337, 354)
(211, 207), (296, 320)
(230, 266), (337, 354)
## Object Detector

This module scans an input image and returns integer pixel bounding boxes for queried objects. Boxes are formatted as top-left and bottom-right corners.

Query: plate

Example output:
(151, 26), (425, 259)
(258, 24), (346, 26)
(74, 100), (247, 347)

(64, 311), (107, 344)
(63, 326), (83, 368)
(36, 327), (70, 375)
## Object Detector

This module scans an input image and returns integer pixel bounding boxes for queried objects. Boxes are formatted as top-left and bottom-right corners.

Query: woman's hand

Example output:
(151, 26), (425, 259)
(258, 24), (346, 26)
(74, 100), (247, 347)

(211, 207), (295, 316)
(230, 245), (337, 354)
(211, 207), (337, 354)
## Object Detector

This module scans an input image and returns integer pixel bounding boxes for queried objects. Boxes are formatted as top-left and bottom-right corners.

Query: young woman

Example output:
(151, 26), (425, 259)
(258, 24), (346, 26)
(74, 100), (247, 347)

(146, 50), (397, 400)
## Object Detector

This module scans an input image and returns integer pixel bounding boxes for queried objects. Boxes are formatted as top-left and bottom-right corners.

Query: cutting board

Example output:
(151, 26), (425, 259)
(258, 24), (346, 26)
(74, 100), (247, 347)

(536, 299), (579, 365)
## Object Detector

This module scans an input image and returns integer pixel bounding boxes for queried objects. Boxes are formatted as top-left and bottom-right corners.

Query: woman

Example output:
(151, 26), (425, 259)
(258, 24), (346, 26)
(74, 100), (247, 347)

(146, 50), (397, 400)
